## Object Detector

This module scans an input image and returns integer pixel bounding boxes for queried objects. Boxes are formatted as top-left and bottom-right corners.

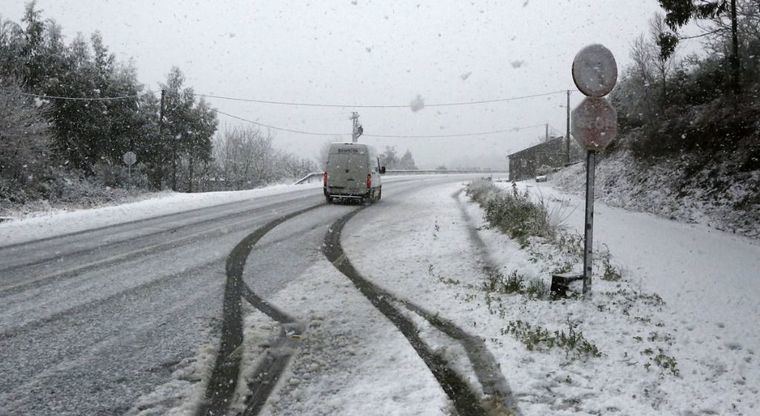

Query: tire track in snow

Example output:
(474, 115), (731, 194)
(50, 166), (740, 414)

(324, 208), (506, 416)
(196, 203), (322, 416)
(452, 189), (499, 272)
(394, 299), (521, 415)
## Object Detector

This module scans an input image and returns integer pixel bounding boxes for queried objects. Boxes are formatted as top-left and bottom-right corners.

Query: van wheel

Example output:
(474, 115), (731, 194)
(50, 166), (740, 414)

(376, 188), (382, 201)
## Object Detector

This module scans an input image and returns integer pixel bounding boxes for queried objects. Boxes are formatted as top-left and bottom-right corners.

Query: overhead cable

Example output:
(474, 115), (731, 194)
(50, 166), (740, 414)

(15, 90), (140, 101)
(215, 109), (547, 138)
(11, 88), (569, 108)
(215, 109), (347, 137)
(197, 90), (567, 108)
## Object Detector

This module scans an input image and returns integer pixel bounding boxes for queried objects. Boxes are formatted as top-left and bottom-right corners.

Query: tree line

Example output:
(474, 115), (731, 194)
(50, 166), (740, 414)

(611, 0), (760, 163)
(0, 2), (316, 208)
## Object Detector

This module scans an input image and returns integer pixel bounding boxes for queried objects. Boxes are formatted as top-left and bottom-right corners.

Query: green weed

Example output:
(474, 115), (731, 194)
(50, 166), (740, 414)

(502, 319), (601, 359)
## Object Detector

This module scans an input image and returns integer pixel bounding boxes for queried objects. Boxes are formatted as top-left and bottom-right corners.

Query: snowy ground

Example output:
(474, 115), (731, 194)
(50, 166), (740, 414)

(55, 175), (759, 415)
(341, 179), (759, 415)
(126, 259), (448, 416)
(255, 260), (448, 416)
(552, 150), (760, 240)
(117, 181), (456, 416)
(513, 178), (760, 414)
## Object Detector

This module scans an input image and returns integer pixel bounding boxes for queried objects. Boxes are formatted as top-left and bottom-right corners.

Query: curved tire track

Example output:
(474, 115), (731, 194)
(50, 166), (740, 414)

(324, 208), (510, 416)
(196, 204), (322, 416)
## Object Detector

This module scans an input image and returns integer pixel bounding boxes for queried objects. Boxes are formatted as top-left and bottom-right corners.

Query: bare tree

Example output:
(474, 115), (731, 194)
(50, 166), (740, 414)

(212, 126), (317, 190)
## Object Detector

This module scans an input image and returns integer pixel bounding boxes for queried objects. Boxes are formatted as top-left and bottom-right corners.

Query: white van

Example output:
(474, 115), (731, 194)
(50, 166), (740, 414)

(323, 142), (385, 203)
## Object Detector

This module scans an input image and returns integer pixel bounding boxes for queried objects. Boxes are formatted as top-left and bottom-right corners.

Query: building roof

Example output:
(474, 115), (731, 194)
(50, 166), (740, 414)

(508, 136), (566, 159)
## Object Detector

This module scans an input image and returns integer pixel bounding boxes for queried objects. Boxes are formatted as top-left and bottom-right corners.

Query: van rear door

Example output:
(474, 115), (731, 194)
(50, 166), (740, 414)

(328, 148), (369, 194)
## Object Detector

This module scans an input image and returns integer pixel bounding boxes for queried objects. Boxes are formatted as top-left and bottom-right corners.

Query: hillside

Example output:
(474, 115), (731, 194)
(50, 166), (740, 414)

(552, 148), (760, 240)
(548, 2), (760, 240)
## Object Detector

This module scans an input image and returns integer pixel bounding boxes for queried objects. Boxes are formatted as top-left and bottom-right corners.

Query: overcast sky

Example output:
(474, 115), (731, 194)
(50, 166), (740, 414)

(1, 0), (669, 169)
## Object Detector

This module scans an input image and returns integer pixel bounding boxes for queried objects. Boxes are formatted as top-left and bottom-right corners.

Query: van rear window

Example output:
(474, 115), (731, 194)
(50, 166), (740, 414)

(329, 153), (367, 170)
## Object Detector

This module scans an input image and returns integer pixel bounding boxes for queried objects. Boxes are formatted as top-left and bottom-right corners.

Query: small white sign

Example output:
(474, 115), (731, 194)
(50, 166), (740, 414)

(123, 151), (137, 166)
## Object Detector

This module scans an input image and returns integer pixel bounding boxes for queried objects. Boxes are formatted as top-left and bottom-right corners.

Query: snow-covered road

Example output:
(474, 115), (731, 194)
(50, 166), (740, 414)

(0, 186), (326, 415)
(3, 173), (756, 416)
(0, 175), (482, 416)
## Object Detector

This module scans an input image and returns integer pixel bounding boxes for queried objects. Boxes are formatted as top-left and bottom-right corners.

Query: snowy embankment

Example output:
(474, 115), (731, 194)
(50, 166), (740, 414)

(0, 182), (321, 246)
(552, 150), (760, 239)
(342, 179), (759, 415)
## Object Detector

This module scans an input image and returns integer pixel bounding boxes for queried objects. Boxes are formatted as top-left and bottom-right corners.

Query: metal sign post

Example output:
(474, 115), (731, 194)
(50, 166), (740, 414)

(123, 151), (137, 186)
(583, 150), (595, 292)
(570, 44), (618, 296)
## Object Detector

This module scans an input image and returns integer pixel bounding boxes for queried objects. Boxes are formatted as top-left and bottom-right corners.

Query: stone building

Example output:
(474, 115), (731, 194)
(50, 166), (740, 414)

(508, 136), (582, 181)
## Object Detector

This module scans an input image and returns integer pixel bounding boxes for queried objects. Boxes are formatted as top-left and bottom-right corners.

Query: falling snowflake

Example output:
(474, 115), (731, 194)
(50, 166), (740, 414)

(409, 95), (425, 112)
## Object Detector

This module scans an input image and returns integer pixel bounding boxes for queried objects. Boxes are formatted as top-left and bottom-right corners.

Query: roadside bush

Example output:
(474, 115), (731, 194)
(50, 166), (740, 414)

(466, 180), (555, 246)
(466, 180), (625, 286)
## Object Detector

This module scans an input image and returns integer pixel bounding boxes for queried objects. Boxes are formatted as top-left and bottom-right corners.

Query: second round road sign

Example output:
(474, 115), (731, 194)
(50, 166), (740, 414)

(571, 97), (618, 150)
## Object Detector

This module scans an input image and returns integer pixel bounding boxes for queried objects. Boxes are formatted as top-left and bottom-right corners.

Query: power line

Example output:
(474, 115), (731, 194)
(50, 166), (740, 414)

(11, 88), (569, 109)
(10, 88), (562, 138)
(15, 90), (140, 101)
(197, 89), (567, 108)
(215, 109), (347, 137)
(215, 109), (547, 139)
(364, 124), (546, 138)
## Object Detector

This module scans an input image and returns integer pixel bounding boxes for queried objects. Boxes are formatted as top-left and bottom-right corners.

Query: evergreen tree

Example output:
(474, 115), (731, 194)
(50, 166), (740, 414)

(658, 0), (740, 92)
(398, 149), (417, 170)
(379, 146), (399, 170)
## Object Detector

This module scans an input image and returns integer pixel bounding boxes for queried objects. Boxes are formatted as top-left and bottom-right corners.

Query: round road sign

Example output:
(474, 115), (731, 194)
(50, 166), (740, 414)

(572, 44), (618, 97)
(571, 97), (617, 150)
(123, 151), (137, 166)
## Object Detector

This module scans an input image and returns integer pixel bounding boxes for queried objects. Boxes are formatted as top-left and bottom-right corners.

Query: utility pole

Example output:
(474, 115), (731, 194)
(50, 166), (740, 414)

(565, 90), (571, 164)
(158, 89), (170, 190)
(161, 88), (176, 192)
(730, 0), (740, 95)
(545, 123), (549, 141)
(351, 112), (362, 143)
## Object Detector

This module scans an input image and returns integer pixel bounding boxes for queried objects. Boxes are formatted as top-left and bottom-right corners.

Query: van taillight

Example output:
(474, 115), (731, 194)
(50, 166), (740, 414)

(323, 171), (328, 186)
(366, 173), (372, 189)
